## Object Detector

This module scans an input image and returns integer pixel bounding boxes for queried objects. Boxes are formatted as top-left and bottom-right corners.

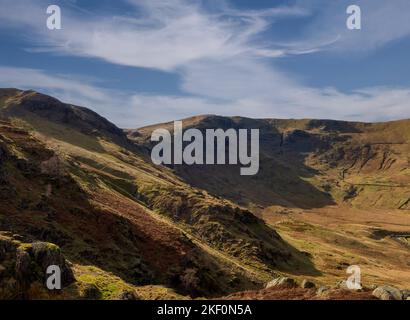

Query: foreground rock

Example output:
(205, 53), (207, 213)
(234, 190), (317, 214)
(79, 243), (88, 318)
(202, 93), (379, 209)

(372, 286), (403, 300)
(0, 233), (75, 299)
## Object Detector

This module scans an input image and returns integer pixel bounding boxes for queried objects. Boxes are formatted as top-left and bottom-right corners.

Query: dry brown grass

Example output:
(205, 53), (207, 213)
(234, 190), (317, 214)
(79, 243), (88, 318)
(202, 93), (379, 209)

(262, 205), (410, 288)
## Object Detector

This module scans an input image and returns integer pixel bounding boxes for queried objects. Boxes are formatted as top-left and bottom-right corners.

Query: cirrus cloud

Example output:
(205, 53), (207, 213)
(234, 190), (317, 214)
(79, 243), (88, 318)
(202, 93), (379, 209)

(0, 0), (409, 127)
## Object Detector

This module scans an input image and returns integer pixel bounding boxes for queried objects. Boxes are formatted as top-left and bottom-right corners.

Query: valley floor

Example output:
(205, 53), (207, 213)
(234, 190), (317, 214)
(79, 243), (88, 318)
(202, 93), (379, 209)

(260, 205), (410, 289)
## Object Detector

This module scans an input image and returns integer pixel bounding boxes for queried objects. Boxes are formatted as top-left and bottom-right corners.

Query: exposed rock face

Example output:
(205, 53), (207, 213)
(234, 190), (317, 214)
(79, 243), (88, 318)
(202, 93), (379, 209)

(372, 286), (403, 300)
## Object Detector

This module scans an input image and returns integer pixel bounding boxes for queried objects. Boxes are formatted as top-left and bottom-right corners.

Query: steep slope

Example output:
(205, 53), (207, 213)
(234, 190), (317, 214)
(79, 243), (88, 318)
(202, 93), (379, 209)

(2, 88), (408, 298)
(131, 115), (410, 212)
(0, 89), (314, 298)
(130, 114), (410, 290)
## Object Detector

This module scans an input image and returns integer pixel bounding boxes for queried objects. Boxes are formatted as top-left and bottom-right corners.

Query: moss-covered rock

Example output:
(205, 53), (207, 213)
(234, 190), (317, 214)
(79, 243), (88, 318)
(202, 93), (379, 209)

(0, 234), (75, 299)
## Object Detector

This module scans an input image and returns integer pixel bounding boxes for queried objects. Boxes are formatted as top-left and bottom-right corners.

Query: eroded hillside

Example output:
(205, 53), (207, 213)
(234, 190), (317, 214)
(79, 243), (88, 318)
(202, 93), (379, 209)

(0, 89), (316, 299)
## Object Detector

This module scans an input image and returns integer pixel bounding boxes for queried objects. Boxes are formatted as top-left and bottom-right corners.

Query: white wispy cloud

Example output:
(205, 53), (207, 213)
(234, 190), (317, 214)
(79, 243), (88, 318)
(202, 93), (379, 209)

(0, 0), (308, 70)
(0, 0), (409, 127)
(292, 0), (410, 53)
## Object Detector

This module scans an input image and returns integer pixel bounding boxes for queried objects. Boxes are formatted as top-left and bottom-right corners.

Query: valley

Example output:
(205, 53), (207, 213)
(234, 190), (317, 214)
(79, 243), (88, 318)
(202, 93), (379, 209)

(0, 88), (409, 299)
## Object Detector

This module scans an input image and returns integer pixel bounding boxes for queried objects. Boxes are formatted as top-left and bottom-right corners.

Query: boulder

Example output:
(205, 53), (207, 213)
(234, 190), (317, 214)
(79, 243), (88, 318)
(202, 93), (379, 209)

(266, 277), (297, 289)
(1, 235), (76, 298)
(301, 279), (316, 289)
(30, 242), (75, 286)
(317, 286), (331, 296)
(372, 286), (403, 300)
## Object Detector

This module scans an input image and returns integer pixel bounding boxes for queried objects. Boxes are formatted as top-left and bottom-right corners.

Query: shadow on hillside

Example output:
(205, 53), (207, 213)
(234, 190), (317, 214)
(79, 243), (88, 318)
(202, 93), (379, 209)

(172, 124), (337, 210)
(253, 220), (322, 277)
(0, 115), (322, 298)
(274, 238), (323, 277)
(0, 172), (322, 298)
(0, 162), (277, 298)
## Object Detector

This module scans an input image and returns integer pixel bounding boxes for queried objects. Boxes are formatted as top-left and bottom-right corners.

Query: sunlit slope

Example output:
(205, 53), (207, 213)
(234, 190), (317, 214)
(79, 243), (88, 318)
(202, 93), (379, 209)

(132, 115), (410, 211)
(1, 88), (408, 299)
(0, 89), (314, 298)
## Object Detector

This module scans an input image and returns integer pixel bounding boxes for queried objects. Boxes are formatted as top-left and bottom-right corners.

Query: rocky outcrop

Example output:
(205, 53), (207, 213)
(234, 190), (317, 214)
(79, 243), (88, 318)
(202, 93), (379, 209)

(0, 233), (75, 299)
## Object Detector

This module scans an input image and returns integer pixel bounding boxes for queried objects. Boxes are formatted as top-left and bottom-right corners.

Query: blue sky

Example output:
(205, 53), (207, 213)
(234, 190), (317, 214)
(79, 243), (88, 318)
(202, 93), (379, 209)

(0, 0), (410, 127)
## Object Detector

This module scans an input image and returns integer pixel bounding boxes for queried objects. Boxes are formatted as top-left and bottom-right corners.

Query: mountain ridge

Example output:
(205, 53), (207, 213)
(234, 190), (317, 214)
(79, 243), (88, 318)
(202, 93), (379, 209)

(0, 88), (409, 299)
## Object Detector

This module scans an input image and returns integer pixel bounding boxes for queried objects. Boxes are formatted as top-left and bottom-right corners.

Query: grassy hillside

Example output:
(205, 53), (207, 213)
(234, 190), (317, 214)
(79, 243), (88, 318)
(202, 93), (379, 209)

(132, 115), (410, 211)
(0, 88), (409, 299)
(0, 89), (318, 299)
